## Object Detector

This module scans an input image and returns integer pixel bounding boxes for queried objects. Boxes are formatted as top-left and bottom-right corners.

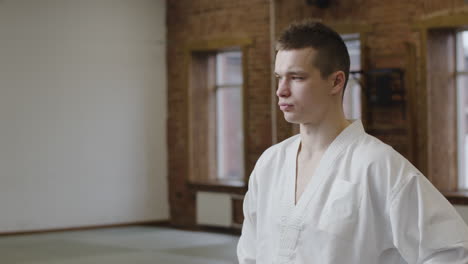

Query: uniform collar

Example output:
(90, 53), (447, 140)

(308, 119), (365, 166)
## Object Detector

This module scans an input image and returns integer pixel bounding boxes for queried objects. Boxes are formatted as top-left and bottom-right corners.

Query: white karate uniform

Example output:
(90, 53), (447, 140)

(237, 120), (468, 263)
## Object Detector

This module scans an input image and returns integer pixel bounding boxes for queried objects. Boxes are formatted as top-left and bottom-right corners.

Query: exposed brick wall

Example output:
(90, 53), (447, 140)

(167, 0), (467, 227)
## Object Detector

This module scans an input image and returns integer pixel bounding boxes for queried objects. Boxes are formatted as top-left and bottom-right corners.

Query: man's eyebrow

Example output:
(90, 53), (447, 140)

(275, 71), (308, 76)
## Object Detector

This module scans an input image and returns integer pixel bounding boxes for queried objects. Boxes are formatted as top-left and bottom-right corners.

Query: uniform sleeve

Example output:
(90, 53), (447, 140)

(389, 173), (468, 263)
(237, 168), (258, 264)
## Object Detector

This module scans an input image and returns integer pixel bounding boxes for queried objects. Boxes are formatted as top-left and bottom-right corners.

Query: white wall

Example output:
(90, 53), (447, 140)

(0, 0), (168, 232)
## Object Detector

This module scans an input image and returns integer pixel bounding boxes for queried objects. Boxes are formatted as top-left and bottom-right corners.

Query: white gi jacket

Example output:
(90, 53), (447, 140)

(237, 120), (468, 263)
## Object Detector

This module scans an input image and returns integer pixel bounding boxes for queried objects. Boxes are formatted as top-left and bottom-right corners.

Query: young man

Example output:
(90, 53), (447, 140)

(237, 21), (468, 263)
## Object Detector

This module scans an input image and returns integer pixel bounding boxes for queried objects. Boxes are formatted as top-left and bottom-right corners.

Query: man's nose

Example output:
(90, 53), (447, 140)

(276, 79), (291, 98)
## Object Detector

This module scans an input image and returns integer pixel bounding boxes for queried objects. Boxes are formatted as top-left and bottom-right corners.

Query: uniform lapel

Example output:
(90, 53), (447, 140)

(290, 120), (365, 219)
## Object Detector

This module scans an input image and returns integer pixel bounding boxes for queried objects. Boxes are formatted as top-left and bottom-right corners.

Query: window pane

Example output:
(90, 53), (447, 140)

(457, 31), (468, 72)
(458, 75), (468, 189)
(342, 34), (361, 72)
(342, 34), (362, 120)
(216, 51), (243, 85)
(216, 87), (244, 179)
(343, 77), (362, 120)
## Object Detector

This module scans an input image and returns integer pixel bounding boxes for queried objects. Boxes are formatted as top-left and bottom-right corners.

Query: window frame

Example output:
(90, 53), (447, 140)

(184, 38), (252, 188)
(415, 8), (468, 202)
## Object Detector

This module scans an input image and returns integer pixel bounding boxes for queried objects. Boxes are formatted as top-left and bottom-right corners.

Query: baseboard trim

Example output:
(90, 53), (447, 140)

(0, 219), (171, 236)
(197, 224), (241, 235)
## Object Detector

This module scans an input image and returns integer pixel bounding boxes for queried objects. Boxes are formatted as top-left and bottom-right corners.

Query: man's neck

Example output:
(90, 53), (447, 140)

(298, 115), (350, 159)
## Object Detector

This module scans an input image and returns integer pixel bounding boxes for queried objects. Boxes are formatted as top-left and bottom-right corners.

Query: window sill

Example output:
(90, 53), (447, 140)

(443, 190), (468, 205)
(188, 178), (246, 195)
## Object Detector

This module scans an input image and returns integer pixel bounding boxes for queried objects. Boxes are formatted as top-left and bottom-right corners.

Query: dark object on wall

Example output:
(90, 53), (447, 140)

(305, 0), (330, 8)
(366, 68), (405, 106)
(365, 68), (406, 121)
(350, 68), (406, 125)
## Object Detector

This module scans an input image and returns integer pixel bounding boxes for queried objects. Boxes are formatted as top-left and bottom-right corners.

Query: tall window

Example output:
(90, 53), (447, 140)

(456, 31), (468, 189)
(342, 34), (362, 120)
(215, 51), (244, 180)
(188, 48), (245, 184)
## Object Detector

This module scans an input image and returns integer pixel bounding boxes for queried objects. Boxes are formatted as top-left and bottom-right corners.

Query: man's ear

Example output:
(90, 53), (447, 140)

(329, 71), (345, 96)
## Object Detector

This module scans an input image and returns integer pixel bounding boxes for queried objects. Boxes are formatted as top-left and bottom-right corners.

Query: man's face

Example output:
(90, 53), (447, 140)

(274, 48), (334, 125)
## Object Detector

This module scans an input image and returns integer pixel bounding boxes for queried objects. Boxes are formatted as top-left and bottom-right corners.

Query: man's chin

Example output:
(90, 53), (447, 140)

(283, 115), (301, 124)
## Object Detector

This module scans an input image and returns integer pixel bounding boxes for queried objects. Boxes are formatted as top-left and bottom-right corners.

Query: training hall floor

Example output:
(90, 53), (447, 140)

(0, 226), (239, 264)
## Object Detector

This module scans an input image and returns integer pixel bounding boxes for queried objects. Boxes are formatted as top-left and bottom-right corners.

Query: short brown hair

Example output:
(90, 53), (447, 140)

(276, 20), (350, 91)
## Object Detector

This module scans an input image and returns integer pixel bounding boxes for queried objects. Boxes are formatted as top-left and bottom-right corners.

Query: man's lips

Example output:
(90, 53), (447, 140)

(278, 103), (294, 111)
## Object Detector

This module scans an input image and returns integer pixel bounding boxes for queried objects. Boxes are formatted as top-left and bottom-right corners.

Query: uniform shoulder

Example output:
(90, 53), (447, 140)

(354, 133), (421, 190)
(353, 134), (396, 164)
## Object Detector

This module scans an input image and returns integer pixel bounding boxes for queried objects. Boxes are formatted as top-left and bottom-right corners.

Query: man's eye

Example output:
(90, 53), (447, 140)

(292, 76), (304, 80)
